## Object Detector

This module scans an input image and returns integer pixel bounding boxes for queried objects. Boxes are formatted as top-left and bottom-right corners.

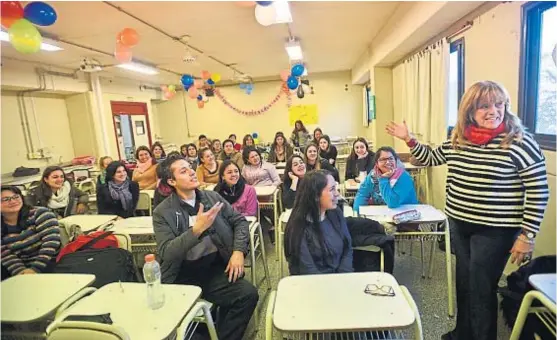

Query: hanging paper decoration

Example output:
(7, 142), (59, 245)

(215, 83), (291, 116)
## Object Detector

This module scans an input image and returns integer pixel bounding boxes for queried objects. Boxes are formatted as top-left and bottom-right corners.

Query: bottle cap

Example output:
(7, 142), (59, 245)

(144, 254), (155, 262)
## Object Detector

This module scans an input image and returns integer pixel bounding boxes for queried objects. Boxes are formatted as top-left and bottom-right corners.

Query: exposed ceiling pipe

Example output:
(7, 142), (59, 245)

(103, 1), (245, 77)
(16, 69), (47, 154)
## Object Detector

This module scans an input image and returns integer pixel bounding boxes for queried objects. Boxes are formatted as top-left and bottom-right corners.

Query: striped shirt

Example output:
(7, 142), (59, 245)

(411, 133), (549, 233)
(1, 207), (61, 275)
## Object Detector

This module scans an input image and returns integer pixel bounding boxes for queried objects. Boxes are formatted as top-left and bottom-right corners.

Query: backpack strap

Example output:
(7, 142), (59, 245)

(77, 231), (115, 252)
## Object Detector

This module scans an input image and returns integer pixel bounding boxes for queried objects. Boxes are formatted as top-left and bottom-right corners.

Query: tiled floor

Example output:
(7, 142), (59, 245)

(243, 235), (513, 340)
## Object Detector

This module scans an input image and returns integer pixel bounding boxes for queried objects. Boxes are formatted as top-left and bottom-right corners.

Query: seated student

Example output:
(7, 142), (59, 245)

(218, 139), (244, 168)
(96, 161), (139, 219)
(180, 144), (189, 158)
(214, 160), (257, 217)
(132, 146), (158, 190)
(345, 137), (375, 181)
(27, 166), (89, 218)
(229, 134), (242, 152)
(151, 142), (166, 163)
(304, 143), (340, 182)
(184, 143), (200, 171)
(198, 134), (210, 149)
(318, 135), (338, 167)
(1, 185), (61, 280)
(268, 132), (294, 163)
(153, 157), (258, 340)
(196, 148), (222, 186)
(153, 153), (183, 209)
(313, 127), (323, 143)
(241, 147), (281, 187)
(211, 139), (222, 155)
(282, 155), (306, 210)
(242, 134), (255, 150)
(97, 156), (113, 186)
(284, 170), (353, 275)
(353, 146), (418, 213)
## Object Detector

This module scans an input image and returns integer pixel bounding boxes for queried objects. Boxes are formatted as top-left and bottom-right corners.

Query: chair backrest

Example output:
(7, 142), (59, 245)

(48, 321), (129, 340)
(73, 169), (91, 182)
(112, 232), (132, 252)
(136, 192), (152, 215)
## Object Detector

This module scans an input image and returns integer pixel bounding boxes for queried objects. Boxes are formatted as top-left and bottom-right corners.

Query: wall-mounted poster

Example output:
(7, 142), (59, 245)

(135, 121), (145, 135)
(288, 104), (318, 126)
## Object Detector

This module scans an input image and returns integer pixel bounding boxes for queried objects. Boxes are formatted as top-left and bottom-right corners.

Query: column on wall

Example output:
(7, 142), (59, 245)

(372, 67), (395, 149)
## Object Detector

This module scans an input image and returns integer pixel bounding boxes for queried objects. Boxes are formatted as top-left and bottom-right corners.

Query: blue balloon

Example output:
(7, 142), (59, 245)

(287, 76), (299, 90)
(291, 64), (305, 77)
(252, 133), (258, 138)
(207, 79), (215, 85)
(181, 74), (194, 87)
(239, 83), (246, 89)
(246, 83), (253, 90)
(256, 1), (273, 6)
(24, 2), (57, 26)
(197, 95), (202, 100)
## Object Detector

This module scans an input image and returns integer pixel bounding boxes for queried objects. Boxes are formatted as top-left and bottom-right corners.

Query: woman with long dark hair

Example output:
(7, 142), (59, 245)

(96, 161), (139, 218)
(282, 155), (306, 209)
(318, 135), (338, 167)
(284, 170), (353, 275)
(132, 146), (158, 190)
(184, 143), (199, 170)
(345, 137), (374, 181)
(196, 148), (222, 186)
(290, 120), (311, 149)
(313, 128), (323, 143)
(214, 160), (258, 217)
(1, 185), (61, 280)
(242, 134), (255, 150)
(218, 139), (244, 168)
(151, 142), (166, 162)
(268, 132), (294, 164)
(304, 143), (339, 182)
(27, 166), (89, 218)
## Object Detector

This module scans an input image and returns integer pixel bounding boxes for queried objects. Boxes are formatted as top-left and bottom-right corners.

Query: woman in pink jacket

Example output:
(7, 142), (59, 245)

(214, 160), (258, 217)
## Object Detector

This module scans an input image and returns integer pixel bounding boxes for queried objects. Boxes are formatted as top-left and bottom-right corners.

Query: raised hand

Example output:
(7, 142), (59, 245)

(386, 120), (411, 142)
(192, 202), (223, 236)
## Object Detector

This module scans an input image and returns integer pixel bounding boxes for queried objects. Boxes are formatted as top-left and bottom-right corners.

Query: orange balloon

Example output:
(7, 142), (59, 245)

(117, 28), (139, 47)
(201, 70), (211, 80)
(1, 1), (23, 28)
(197, 101), (205, 109)
(188, 86), (198, 99)
(114, 43), (132, 63)
(194, 79), (204, 89)
(236, 1), (256, 7)
(1, 16), (19, 29)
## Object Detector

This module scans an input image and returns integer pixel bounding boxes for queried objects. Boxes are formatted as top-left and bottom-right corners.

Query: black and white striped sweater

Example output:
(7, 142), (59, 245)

(411, 133), (549, 233)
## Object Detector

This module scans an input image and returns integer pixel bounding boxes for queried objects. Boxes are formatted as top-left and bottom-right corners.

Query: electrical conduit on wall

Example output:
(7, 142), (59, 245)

(90, 74), (110, 156)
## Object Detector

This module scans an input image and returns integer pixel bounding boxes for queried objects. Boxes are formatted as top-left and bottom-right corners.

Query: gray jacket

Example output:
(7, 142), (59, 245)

(153, 190), (250, 283)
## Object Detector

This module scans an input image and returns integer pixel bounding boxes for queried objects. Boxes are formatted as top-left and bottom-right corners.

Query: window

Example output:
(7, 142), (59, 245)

(519, 1), (557, 150)
(448, 38), (465, 137)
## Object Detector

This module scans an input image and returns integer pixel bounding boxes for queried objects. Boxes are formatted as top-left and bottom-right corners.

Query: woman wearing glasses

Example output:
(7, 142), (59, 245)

(353, 146), (418, 214)
(284, 170), (353, 275)
(1, 186), (61, 280)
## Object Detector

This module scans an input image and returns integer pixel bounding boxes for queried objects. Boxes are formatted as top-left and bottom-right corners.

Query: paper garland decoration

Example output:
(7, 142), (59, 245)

(215, 83), (291, 116)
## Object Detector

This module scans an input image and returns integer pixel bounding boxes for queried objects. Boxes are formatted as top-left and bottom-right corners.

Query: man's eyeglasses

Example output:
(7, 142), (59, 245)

(1, 194), (21, 203)
(378, 157), (395, 163)
(364, 284), (395, 297)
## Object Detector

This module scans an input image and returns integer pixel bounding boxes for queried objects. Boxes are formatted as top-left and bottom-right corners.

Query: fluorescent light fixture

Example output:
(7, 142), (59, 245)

(0, 30), (63, 51)
(116, 62), (159, 75)
(302, 67), (308, 76)
(285, 39), (303, 61)
(274, 1), (292, 24)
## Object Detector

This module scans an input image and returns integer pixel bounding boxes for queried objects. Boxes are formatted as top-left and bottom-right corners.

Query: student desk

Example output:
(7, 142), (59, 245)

(111, 216), (156, 262)
(54, 282), (202, 340)
(359, 204), (454, 317)
(1, 274), (95, 323)
(273, 272), (416, 337)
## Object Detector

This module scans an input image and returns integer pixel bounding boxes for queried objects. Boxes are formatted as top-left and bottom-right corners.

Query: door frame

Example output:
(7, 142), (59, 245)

(110, 101), (152, 160)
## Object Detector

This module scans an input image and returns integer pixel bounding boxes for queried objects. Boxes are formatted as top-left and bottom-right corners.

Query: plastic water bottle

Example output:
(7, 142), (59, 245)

(143, 254), (165, 310)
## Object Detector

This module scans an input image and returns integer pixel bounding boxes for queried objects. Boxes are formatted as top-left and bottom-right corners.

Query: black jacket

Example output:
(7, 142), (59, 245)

(153, 190), (249, 283)
(319, 146), (338, 167)
(347, 217), (395, 273)
(345, 153), (374, 180)
(306, 159), (340, 183)
(96, 181), (139, 218)
(26, 181), (89, 218)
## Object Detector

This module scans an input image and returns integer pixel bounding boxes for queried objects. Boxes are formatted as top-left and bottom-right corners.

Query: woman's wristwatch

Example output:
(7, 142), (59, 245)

(520, 230), (536, 242)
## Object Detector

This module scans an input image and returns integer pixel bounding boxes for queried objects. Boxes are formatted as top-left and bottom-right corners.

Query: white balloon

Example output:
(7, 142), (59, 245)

(255, 4), (275, 26)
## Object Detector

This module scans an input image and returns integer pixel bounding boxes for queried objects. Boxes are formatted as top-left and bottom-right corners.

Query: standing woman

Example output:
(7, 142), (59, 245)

(27, 166), (89, 218)
(196, 148), (222, 186)
(211, 139), (222, 155)
(268, 133), (294, 164)
(1, 186), (61, 279)
(290, 120), (311, 149)
(132, 146), (158, 190)
(241, 147), (281, 187)
(151, 142), (166, 162)
(304, 144), (339, 182)
(282, 155), (306, 209)
(313, 128), (323, 143)
(97, 156), (113, 186)
(97, 161), (140, 218)
(242, 134), (255, 150)
(284, 170), (353, 275)
(184, 143), (199, 170)
(345, 137), (374, 181)
(214, 160), (258, 217)
(387, 81), (549, 340)
(219, 139), (244, 168)
(318, 135), (338, 167)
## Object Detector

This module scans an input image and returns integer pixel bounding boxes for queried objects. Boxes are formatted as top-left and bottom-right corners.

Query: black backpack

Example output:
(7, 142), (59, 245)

(12, 166), (40, 177)
(54, 231), (140, 288)
(499, 255), (556, 339)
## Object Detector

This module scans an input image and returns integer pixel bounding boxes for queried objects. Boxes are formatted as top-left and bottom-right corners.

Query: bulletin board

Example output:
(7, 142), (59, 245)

(288, 104), (318, 126)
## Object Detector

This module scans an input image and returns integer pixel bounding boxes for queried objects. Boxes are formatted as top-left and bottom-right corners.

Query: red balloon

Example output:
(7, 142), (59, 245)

(114, 43), (132, 63)
(1, 1), (23, 28)
(117, 28), (139, 47)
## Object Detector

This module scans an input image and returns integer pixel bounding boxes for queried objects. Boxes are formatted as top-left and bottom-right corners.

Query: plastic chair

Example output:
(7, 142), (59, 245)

(47, 321), (129, 340)
(510, 290), (556, 340)
(176, 300), (218, 340)
(245, 220), (271, 326)
(136, 192), (152, 216)
(77, 179), (96, 196)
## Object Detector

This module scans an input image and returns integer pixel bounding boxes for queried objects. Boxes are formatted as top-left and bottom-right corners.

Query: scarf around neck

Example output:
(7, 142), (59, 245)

(215, 177), (246, 205)
(108, 180), (133, 211)
(136, 159), (153, 173)
(48, 181), (71, 209)
(464, 123), (506, 145)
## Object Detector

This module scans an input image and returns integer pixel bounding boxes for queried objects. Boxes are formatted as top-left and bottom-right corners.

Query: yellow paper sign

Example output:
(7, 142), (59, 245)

(288, 104), (318, 126)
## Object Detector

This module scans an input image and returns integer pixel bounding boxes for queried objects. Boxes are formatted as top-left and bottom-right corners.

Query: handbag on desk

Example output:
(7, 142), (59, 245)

(393, 210), (421, 232)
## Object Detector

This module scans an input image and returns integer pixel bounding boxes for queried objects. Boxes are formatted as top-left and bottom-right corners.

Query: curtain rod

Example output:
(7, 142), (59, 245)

(447, 20), (474, 41)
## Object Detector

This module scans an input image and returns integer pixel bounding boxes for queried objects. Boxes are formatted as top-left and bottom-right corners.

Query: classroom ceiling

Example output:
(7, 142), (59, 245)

(1, 1), (401, 85)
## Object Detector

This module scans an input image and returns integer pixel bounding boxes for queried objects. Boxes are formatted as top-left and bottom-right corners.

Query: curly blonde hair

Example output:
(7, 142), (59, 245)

(451, 80), (525, 149)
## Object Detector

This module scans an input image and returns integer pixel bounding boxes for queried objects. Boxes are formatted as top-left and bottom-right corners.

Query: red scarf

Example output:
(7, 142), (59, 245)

(464, 123), (506, 145)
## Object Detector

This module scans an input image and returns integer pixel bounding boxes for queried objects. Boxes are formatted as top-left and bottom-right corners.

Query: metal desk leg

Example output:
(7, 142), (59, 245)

(445, 218), (454, 317)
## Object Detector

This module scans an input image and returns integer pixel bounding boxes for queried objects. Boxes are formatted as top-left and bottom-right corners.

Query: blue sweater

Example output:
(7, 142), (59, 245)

(353, 171), (418, 213)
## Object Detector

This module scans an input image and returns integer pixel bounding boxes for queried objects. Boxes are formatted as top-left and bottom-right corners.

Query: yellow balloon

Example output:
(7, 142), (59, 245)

(168, 85), (176, 93)
(253, 138), (260, 144)
(8, 19), (41, 54)
(211, 73), (222, 83)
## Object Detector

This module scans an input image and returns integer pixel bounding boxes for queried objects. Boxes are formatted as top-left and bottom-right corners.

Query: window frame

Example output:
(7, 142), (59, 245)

(448, 37), (465, 138)
(518, 1), (556, 151)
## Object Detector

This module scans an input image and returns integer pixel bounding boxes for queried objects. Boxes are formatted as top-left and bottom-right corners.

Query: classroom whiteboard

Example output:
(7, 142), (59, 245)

(288, 104), (318, 126)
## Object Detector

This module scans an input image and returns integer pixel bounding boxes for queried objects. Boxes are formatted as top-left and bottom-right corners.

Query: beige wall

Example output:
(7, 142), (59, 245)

(155, 71), (366, 146)
(1, 92), (76, 172)
(65, 92), (99, 158)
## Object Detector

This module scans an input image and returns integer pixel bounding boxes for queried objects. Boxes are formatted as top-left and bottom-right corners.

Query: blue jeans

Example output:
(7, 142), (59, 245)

(449, 217), (520, 340)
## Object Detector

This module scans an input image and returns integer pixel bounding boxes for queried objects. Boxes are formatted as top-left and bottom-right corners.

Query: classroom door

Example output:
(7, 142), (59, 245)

(111, 101), (152, 161)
